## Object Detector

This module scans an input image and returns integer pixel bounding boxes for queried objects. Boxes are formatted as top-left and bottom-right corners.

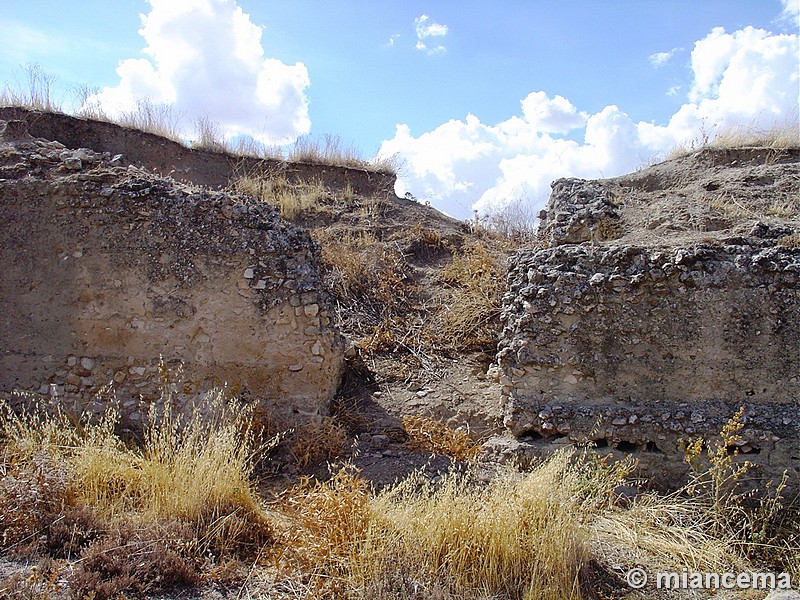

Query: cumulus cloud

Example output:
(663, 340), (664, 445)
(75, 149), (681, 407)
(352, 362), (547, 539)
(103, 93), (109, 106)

(415, 14), (448, 54)
(378, 25), (799, 220)
(85, 0), (310, 144)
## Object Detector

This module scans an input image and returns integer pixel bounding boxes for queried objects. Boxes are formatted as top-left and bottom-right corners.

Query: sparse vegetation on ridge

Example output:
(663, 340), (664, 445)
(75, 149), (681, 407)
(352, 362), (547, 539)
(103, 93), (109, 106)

(2, 63), (396, 173)
(668, 118), (800, 160)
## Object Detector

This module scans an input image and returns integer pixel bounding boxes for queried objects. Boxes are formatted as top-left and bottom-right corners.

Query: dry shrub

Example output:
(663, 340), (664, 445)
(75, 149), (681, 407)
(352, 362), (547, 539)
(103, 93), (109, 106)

(313, 229), (419, 354)
(313, 230), (382, 301)
(406, 223), (447, 262)
(478, 197), (540, 244)
(0, 558), (66, 600)
(0, 63), (59, 112)
(192, 115), (229, 153)
(275, 464), (373, 596)
(290, 417), (348, 469)
(69, 520), (202, 600)
(402, 415), (480, 461)
(0, 403), (76, 554)
(44, 505), (104, 559)
(680, 409), (800, 579)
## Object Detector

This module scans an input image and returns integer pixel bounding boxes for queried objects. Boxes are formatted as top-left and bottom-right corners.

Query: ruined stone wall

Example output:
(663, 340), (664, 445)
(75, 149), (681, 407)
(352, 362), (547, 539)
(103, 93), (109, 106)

(0, 119), (344, 425)
(498, 178), (799, 488)
(0, 107), (396, 198)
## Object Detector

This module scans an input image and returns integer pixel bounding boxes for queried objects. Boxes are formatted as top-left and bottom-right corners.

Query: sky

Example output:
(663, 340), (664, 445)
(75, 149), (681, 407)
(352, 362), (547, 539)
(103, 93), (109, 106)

(1, 1), (798, 220)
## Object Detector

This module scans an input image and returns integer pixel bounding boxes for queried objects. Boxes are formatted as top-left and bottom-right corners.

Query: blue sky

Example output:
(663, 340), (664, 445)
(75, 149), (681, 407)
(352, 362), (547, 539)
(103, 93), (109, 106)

(2, 1), (798, 219)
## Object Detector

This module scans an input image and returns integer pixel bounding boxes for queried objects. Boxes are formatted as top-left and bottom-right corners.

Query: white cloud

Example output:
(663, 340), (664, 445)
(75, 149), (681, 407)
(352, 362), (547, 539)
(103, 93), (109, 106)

(779, 0), (800, 27)
(649, 47), (681, 67)
(414, 14), (448, 54)
(85, 0), (310, 144)
(378, 25), (799, 221)
(520, 91), (587, 134)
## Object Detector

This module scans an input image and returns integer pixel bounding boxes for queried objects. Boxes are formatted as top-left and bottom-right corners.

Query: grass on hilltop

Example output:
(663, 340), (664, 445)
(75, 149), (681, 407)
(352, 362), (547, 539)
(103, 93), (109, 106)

(1, 63), (396, 173)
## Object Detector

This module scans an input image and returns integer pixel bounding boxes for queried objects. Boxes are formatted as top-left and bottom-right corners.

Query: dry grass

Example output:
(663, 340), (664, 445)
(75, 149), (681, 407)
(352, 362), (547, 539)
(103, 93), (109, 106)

(402, 415), (481, 461)
(669, 119), (800, 159)
(1, 392), (796, 598)
(708, 120), (800, 150)
(273, 450), (713, 600)
(0, 376), (273, 596)
(708, 190), (800, 221)
(289, 134), (395, 173)
(233, 174), (329, 219)
(431, 240), (506, 352)
(289, 417), (349, 469)
(2, 64), (397, 174)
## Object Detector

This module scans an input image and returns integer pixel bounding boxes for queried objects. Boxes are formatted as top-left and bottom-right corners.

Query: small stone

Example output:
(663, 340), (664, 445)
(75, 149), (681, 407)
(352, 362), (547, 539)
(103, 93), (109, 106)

(564, 374), (578, 385)
(113, 371), (127, 383)
(63, 157), (82, 170)
(80, 357), (95, 371)
(129, 366), (146, 376)
(66, 356), (77, 367)
(416, 390), (428, 398)
(589, 273), (605, 286)
(253, 279), (267, 290)
(612, 417), (627, 426)
(371, 434), (389, 450)
(243, 267), (255, 279)
(304, 303), (319, 317)
(288, 364), (303, 372)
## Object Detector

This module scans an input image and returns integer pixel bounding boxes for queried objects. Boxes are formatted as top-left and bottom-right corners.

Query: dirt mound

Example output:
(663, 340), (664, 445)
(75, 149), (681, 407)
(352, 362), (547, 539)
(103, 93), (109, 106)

(605, 146), (799, 247)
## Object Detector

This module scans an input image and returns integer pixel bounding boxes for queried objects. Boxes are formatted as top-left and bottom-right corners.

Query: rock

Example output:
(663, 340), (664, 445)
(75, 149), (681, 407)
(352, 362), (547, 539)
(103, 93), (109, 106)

(371, 434), (389, 450)
(63, 156), (82, 170)
(764, 592), (800, 600)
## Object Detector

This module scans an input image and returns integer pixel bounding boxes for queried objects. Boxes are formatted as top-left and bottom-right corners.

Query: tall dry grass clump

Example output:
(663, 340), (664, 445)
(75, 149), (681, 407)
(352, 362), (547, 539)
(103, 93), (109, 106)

(0, 373), (273, 596)
(431, 240), (505, 352)
(275, 451), (636, 599)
